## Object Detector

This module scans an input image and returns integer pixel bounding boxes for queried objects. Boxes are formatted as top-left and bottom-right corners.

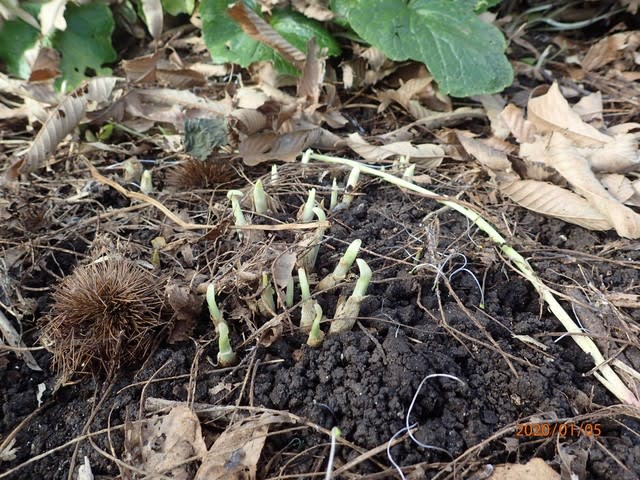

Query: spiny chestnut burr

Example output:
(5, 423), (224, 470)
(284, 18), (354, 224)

(165, 158), (236, 189)
(40, 258), (165, 379)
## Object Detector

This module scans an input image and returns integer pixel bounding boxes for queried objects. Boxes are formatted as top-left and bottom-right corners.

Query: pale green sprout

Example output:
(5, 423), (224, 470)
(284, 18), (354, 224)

(206, 284), (223, 326)
(317, 239), (362, 291)
(301, 188), (316, 222)
(298, 268), (317, 332)
(140, 169), (153, 194)
(285, 275), (295, 307)
(216, 321), (237, 367)
(306, 303), (324, 348)
(402, 163), (415, 183)
(227, 190), (246, 239)
(330, 259), (372, 334)
(324, 427), (342, 480)
(271, 164), (279, 184)
(303, 206), (326, 271)
(258, 272), (276, 317)
(206, 284), (236, 366)
(330, 178), (338, 210)
(342, 167), (360, 206)
(252, 179), (268, 214)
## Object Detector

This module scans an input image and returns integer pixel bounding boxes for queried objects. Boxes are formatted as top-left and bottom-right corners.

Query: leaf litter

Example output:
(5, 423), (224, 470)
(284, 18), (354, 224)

(2, 6), (640, 480)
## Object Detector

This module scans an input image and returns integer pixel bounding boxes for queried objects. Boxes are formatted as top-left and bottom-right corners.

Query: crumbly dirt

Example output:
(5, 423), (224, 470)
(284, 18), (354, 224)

(2, 168), (640, 479)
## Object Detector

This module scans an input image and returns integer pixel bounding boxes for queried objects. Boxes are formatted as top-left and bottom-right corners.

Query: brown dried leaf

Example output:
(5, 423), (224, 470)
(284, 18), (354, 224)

(346, 133), (444, 166)
(230, 109), (269, 135)
(122, 51), (163, 83)
(491, 458), (560, 480)
(297, 37), (324, 106)
(499, 104), (536, 143)
(582, 31), (640, 71)
(527, 82), (612, 146)
(239, 129), (321, 165)
(126, 405), (206, 480)
(156, 68), (206, 88)
(28, 47), (60, 83)
(547, 134), (640, 238)
(499, 179), (612, 231)
(227, 2), (306, 69)
(457, 133), (512, 173)
(0, 310), (42, 371)
(166, 283), (202, 343)
(22, 77), (116, 173)
(195, 414), (282, 480)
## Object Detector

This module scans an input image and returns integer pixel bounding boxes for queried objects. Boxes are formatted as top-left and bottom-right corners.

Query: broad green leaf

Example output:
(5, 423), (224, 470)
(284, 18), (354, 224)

(332, 0), (513, 96)
(162, 0), (196, 15)
(200, 0), (340, 74)
(0, 3), (40, 78)
(52, 2), (116, 90)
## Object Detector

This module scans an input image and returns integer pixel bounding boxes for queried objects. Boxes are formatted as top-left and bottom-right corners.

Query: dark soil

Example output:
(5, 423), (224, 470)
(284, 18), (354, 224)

(2, 167), (640, 479)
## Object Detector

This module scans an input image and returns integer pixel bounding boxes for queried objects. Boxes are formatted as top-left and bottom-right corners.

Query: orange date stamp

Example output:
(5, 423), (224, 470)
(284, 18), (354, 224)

(515, 422), (602, 438)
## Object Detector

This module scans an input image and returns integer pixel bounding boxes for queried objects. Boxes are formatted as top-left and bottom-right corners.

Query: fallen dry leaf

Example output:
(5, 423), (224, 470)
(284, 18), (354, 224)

(527, 82), (612, 147)
(582, 31), (640, 71)
(500, 104), (536, 144)
(547, 133), (640, 238)
(239, 129), (321, 165)
(491, 458), (560, 480)
(195, 413), (283, 480)
(20, 76), (116, 174)
(500, 178), (612, 231)
(228, 2), (306, 69)
(346, 133), (444, 167)
(125, 405), (207, 480)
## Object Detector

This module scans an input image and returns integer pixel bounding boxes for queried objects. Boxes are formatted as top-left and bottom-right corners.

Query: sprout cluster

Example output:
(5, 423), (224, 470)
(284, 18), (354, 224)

(207, 168), (374, 363)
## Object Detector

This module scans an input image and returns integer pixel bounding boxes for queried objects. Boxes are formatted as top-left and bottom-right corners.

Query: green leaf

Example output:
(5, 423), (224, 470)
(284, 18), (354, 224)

(161, 0), (196, 15)
(200, 0), (340, 74)
(52, 2), (117, 90)
(0, 3), (40, 78)
(332, 0), (513, 96)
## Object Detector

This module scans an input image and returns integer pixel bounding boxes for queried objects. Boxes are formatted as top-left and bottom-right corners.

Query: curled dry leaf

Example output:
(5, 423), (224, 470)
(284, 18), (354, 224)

(585, 134), (639, 173)
(500, 104), (536, 144)
(273, 251), (297, 288)
(346, 133), (444, 167)
(227, 1), (306, 69)
(500, 179), (612, 231)
(195, 413), (283, 480)
(125, 405), (207, 480)
(297, 37), (325, 106)
(547, 133), (640, 238)
(21, 77), (116, 174)
(229, 108), (269, 135)
(582, 31), (640, 71)
(572, 91), (603, 125)
(599, 173), (640, 206)
(456, 133), (512, 174)
(239, 129), (321, 165)
(527, 82), (612, 147)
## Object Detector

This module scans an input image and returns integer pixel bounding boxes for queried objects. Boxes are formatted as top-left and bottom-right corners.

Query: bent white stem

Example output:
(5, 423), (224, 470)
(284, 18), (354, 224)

(308, 150), (640, 406)
(317, 239), (362, 291)
(324, 427), (342, 480)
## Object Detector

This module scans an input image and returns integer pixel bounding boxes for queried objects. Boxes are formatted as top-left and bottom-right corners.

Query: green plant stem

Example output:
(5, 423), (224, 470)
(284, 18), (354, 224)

(206, 284), (223, 326)
(301, 188), (316, 222)
(330, 259), (371, 334)
(217, 321), (236, 367)
(253, 179), (268, 214)
(318, 239), (362, 291)
(307, 303), (325, 348)
(308, 150), (639, 406)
